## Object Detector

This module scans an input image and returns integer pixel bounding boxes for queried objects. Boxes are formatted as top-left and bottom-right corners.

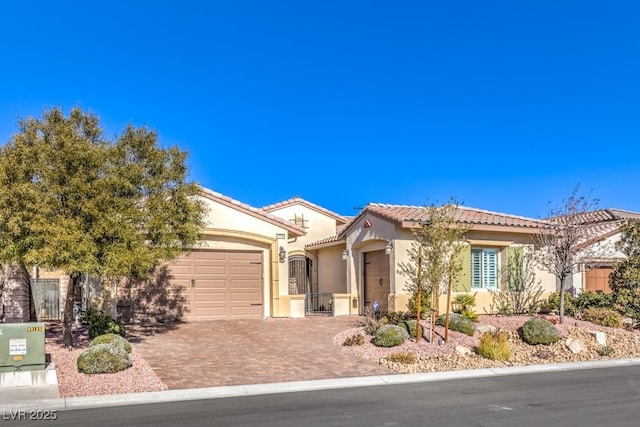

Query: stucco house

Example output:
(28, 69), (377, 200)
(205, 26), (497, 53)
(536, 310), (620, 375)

(114, 190), (349, 322)
(5, 185), (638, 323)
(566, 209), (640, 294)
(306, 203), (558, 315)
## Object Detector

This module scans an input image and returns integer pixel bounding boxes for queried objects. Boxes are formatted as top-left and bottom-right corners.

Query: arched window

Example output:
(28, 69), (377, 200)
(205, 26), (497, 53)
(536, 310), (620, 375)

(288, 255), (312, 295)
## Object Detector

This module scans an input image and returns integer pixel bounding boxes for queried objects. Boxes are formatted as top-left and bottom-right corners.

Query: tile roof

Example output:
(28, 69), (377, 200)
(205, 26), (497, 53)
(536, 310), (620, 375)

(578, 220), (624, 247)
(198, 187), (306, 235)
(305, 234), (345, 248)
(563, 208), (640, 225)
(365, 203), (549, 228)
(305, 223), (349, 249)
(567, 209), (640, 247)
(261, 197), (347, 223)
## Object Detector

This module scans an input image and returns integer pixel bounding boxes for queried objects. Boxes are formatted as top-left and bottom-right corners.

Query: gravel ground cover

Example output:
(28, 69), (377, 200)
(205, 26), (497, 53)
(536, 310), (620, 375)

(334, 315), (640, 373)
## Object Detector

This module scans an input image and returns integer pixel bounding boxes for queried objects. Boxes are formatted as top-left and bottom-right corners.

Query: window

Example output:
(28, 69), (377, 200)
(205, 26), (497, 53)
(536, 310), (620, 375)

(288, 255), (312, 294)
(471, 248), (498, 290)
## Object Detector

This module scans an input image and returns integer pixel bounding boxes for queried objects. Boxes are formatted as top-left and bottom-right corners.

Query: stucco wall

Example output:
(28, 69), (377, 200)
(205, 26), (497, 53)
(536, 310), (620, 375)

(265, 203), (341, 253)
(344, 216), (561, 314)
(317, 245), (347, 294)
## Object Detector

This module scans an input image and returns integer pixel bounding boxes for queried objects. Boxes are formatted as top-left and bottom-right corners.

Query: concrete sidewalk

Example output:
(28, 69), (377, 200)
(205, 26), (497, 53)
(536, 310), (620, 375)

(2, 358), (640, 412)
(0, 363), (60, 403)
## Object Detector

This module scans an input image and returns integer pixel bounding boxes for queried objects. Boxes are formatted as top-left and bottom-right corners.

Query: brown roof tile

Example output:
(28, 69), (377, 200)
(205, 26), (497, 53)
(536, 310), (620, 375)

(552, 208), (640, 225)
(366, 203), (549, 228)
(305, 234), (345, 248)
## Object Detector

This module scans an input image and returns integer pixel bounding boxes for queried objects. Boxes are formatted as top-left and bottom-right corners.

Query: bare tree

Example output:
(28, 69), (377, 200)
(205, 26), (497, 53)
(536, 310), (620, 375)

(532, 185), (612, 324)
(398, 200), (469, 342)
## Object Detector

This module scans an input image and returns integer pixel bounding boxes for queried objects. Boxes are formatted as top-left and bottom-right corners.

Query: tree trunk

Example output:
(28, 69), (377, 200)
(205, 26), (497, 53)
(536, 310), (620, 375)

(415, 248), (422, 342)
(558, 277), (566, 325)
(62, 273), (80, 348)
(444, 269), (453, 343)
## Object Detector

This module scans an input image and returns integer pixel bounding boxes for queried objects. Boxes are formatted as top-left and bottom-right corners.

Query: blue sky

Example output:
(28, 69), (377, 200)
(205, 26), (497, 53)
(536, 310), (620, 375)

(1, 1), (638, 218)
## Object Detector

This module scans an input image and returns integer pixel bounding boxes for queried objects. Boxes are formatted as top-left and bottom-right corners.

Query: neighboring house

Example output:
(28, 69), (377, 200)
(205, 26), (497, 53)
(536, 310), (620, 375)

(306, 203), (557, 315)
(567, 209), (640, 294)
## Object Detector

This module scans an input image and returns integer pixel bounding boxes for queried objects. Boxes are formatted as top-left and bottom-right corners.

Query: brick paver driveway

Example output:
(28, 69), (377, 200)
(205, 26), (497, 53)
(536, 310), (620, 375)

(129, 316), (393, 389)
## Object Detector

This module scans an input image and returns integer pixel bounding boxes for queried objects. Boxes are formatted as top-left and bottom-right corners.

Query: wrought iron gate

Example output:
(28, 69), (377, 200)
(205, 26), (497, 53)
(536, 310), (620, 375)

(305, 293), (333, 316)
(288, 255), (311, 294)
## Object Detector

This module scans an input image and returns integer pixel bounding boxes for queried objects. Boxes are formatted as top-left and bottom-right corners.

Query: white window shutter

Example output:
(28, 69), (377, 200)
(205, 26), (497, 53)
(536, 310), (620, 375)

(484, 249), (498, 289)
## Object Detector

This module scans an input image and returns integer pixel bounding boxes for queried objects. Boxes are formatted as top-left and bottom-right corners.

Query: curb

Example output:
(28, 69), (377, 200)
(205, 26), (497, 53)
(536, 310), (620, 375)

(3, 358), (640, 412)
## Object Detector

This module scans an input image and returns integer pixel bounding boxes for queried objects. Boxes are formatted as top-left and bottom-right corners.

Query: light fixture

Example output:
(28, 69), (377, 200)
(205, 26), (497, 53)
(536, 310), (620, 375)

(385, 240), (393, 255)
(342, 249), (348, 261)
(279, 246), (286, 263)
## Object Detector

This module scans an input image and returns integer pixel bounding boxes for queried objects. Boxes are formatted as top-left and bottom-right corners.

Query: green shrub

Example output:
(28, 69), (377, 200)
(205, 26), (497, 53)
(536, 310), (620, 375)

(386, 352), (417, 364)
(407, 292), (431, 319)
(477, 331), (511, 361)
(77, 343), (132, 374)
(543, 292), (575, 316)
(89, 333), (132, 353)
(583, 307), (623, 328)
(398, 320), (423, 338)
(460, 308), (479, 323)
(597, 346), (615, 357)
(343, 334), (366, 346)
(453, 293), (479, 322)
(382, 311), (410, 325)
(85, 308), (126, 339)
(574, 291), (615, 313)
(521, 318), (560, 345)
(437, 313), (475, 336)
(373, 324), (409, 347)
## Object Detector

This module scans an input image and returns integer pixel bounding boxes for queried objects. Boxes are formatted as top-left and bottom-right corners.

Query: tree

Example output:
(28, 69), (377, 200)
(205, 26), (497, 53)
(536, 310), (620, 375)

(0, 107), (205, 346)
(609, 219), (640, 322)
(531, 185), (611, 324)
(398, 200), (469, 342)
(488, 248), (544, 315)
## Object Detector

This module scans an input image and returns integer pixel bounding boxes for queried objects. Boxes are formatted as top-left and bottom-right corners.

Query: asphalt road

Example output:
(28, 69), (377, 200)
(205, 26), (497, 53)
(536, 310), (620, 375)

(7, 365), (640, 426)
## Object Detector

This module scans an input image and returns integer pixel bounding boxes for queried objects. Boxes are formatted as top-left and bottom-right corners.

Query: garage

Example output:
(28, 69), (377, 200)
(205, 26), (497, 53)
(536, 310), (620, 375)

(169, 250), (263, 320)
(363, 250), (390, 313)
(585, 267), (614, 294)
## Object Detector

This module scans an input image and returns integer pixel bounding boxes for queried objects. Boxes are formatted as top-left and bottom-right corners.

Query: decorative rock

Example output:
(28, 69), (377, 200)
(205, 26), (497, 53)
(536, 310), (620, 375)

(455, 345), (473, 357)
(589, 330), (607, 347)
(565, 338), (585, 354)
(476, 325), (498, 335)
(623, 317), (635, 328)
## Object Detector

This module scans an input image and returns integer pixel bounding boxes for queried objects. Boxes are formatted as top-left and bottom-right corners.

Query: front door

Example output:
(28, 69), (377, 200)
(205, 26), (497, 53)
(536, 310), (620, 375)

(363, 250), (390, 313)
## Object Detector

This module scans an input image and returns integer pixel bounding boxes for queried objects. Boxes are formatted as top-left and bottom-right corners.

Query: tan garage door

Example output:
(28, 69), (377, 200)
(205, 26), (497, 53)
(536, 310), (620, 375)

(364, 250), (390, 313)
(585, 267), (613, 294)
(169, 250), (263, 320)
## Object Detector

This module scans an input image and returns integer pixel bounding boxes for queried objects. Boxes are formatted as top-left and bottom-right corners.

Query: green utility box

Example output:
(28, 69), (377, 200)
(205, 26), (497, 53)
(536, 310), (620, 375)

(0, 322), (46, 372)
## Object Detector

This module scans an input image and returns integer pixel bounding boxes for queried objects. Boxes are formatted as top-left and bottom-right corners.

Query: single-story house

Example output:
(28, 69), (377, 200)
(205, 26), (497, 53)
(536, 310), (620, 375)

(566, 209), (640, 294)
(3, 187), (639, 322)
(306, 203), (558, 315)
